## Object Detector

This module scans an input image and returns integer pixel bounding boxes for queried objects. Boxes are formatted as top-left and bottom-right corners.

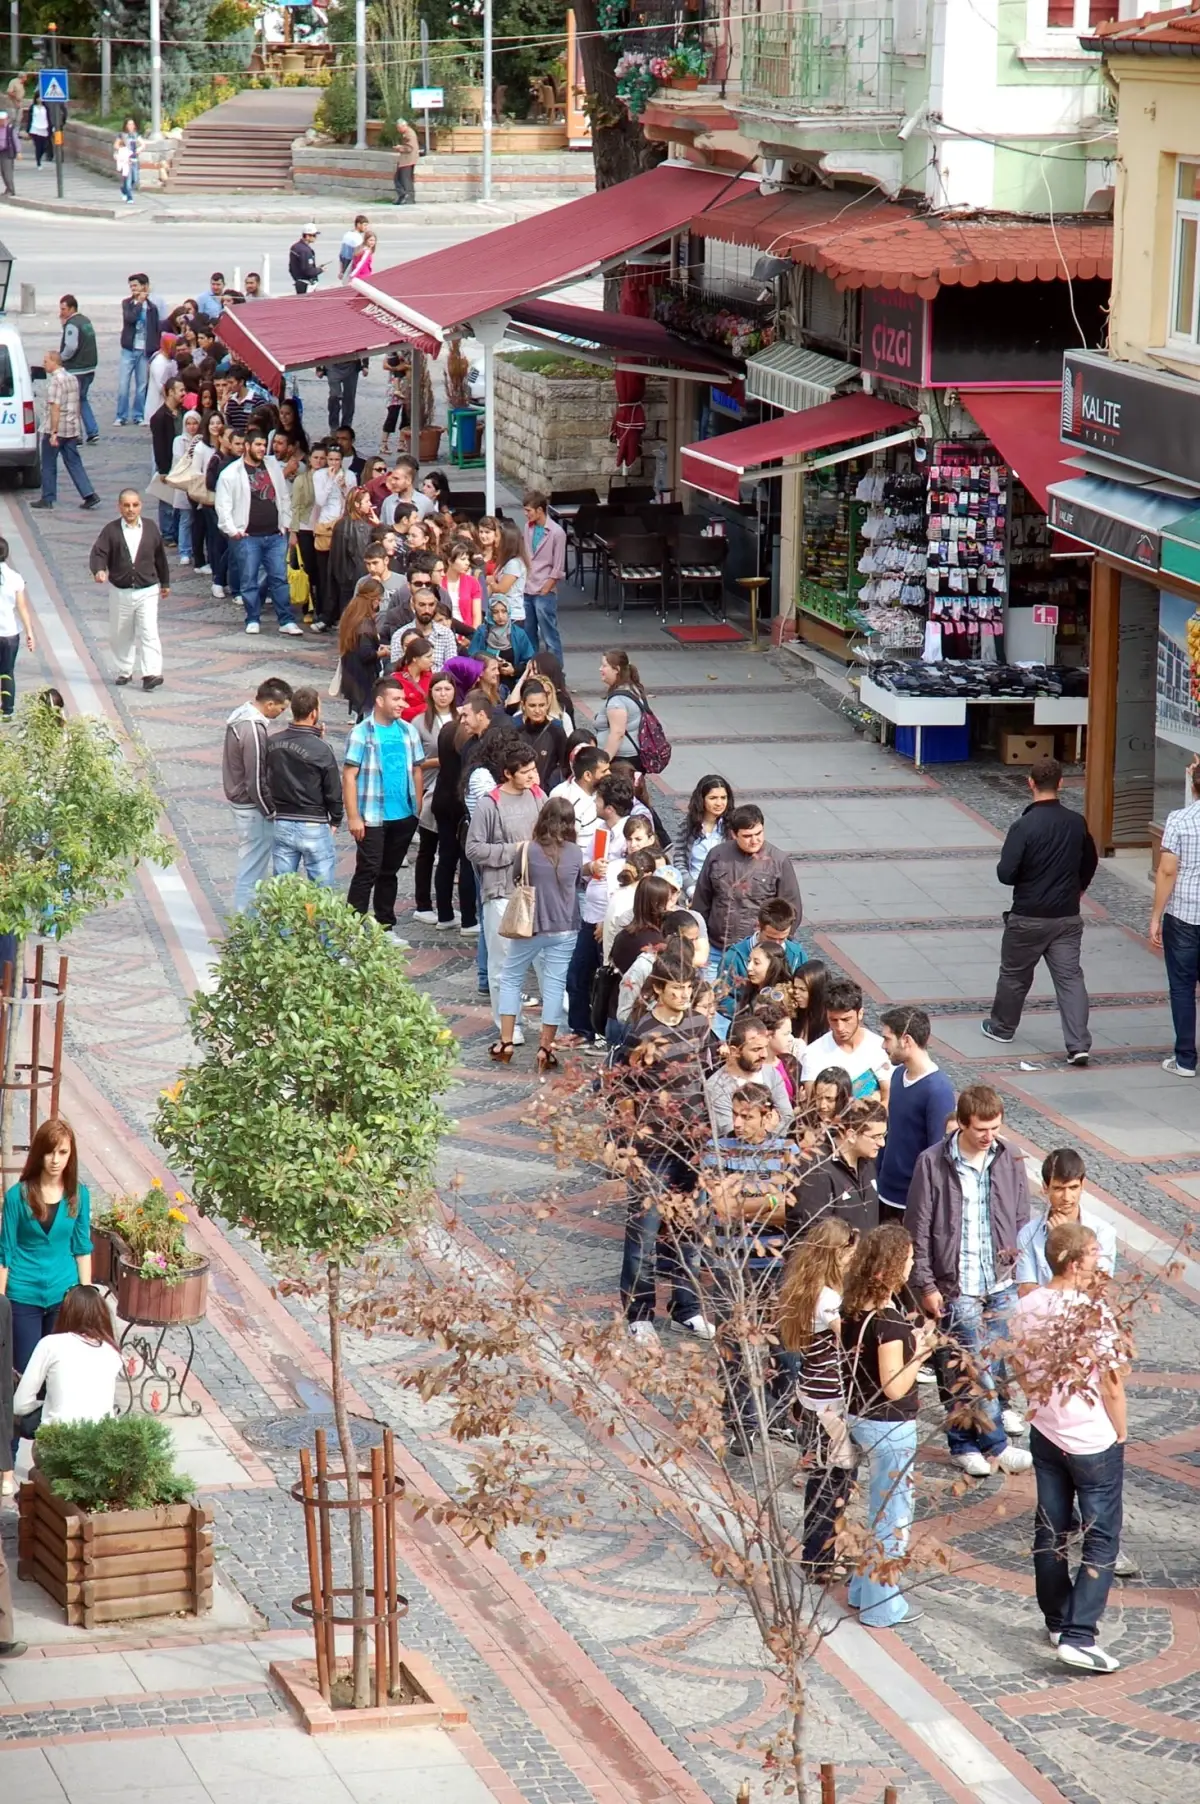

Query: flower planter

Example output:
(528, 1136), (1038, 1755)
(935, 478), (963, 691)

(667, 74), (701, 90)
(365, 118), (385, 147)
(17, 1469), (213, 1627)
(399, 424), (445, 461)
(89, 1230), (126, 1290)
(116, 1255), (210, 1328)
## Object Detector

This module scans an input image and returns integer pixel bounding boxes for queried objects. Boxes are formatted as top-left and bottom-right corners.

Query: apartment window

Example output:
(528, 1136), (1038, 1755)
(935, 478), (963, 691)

(1046, 1), (1118, 26)
(1171, 162), (1200, 346)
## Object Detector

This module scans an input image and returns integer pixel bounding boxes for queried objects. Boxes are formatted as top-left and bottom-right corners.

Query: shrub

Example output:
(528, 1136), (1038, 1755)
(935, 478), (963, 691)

(315, 75), (358, 142)
(499, 350), (598, 378)
(35, 1417), (194, 1514)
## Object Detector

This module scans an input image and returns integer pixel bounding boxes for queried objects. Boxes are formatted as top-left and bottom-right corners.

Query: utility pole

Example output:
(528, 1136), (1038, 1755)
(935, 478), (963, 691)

(8, 1), (16, 74)
(482, 0), (492, 203)
(419, 17), (431, 156)
(100, 10), (111, 119)
(149, 0), (162, 139)
(354, 0), (366, 151)
(45, 21), (64, 200)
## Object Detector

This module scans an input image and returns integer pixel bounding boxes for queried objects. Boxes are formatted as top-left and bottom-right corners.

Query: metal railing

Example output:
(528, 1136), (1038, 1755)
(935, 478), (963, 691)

(739, 12), (899, 113)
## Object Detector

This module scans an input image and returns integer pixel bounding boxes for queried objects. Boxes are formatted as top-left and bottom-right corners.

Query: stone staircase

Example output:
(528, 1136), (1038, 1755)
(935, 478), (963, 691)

(164, 87), (323, 192)
(166, 120), (298, 191)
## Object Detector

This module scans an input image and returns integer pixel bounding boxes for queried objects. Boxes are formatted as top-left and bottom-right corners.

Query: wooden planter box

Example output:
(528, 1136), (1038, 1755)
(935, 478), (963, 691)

(17, 1469), (213, 1627)
(116, 1255), (210, 1327)
(89, 1230), (124, 1289)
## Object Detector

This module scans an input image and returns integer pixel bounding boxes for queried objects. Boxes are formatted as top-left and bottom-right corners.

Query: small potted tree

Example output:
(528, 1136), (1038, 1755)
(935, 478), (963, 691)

(18, 1415), (212, 1627)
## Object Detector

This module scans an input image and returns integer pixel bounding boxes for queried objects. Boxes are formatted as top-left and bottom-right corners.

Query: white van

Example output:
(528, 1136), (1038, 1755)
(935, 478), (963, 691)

(0, 320), (41, 487)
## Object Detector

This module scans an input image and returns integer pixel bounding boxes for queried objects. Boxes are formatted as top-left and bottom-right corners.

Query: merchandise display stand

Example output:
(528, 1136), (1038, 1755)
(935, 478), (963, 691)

(860, 675), (1088, 769)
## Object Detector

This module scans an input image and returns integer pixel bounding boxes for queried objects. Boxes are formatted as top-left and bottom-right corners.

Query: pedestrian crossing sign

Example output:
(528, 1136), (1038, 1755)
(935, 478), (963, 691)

(38, 69), (69, 103)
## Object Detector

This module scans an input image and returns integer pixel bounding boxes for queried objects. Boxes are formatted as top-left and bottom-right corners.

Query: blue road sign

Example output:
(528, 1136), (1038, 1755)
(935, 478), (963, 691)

(38, 69), (69, 103)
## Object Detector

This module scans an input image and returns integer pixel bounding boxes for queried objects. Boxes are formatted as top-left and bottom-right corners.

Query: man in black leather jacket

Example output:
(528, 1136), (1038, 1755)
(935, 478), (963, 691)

(265, 686), (343, 887)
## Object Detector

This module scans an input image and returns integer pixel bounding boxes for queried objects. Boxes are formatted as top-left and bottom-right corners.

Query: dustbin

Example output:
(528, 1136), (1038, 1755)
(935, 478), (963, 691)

(449, 407), (484, 465)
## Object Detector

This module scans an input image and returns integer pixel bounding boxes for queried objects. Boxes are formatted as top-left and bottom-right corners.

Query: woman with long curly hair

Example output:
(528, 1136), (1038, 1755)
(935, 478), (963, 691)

(838, 1223), (936, 1627)
(778, 1218), (859, 1576)
(672, 774), (733, 898)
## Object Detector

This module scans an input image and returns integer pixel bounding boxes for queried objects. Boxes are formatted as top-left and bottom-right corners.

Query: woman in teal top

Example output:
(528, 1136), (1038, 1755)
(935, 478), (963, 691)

(0, 1116), (91, 1477)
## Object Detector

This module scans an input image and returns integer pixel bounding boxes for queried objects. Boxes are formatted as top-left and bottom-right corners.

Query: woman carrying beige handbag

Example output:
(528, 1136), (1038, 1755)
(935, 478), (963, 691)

(490, 799), (582, 1070)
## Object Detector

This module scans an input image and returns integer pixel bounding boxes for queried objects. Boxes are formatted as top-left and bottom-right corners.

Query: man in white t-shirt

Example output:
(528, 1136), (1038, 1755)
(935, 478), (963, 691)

(338, 213), (369, 278)
(799, 978), (891, 1101)
(1010, 1221), (1127, 1675)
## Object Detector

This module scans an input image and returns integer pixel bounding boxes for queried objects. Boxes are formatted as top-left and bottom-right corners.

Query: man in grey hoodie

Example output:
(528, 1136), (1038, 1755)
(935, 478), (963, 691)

(223, 677), (293, 914)
(464, 731), (545, 1037)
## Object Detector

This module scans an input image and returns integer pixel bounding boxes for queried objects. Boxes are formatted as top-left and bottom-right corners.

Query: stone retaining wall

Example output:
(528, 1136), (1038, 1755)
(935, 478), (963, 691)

(495, 357), (667, 492)
(292, 143), (595, 200)
(64, 119), (177, 188)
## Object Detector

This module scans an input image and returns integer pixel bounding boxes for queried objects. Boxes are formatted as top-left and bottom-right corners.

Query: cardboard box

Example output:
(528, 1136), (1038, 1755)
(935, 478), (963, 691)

(1000, 730), (1055, 766)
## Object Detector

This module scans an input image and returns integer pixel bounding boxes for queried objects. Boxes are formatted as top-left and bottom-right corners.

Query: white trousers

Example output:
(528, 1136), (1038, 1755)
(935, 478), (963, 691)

(110, 583), (162, 679)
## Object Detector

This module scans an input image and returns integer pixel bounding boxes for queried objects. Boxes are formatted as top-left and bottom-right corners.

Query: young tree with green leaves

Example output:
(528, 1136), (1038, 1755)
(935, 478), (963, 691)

(157, 875), (456, 1708)
(0, 696), (171, 1162)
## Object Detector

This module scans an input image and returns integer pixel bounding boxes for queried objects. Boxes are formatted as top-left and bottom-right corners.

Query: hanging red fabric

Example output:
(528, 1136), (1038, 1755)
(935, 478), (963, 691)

(610, 267), (654, 469)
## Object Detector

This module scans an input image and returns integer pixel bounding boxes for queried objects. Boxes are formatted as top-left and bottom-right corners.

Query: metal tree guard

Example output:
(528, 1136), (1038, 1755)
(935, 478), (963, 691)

(292, 1425), (408, 1704)
(0, 945), (69, 1185)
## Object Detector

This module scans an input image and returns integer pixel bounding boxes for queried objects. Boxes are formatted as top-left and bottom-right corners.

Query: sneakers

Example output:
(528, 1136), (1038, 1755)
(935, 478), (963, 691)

(178, 555), (191, 566)
(916, 1365), (938, 1386)
(434, 918), (458, 931)
(244, 622), (261, 635)
(310, 620), (330, 633)
(0, 1640), (27, 1660)
(389, 932), (412, 948)
(459, 922), (480, 938)
(142, 675), (165, 691)
(279, 622), (305, 636)
(211, 583), (226, 598)
(196, 564), (212, 575)
(1066, 1051), (1090, 1068)
(1113, 1546), (1140, 1578)
(29, 499), (53, 510)
(955, 1450), (992, 1478)
(81, 494), (100, 510)
(628, 1320), (661, 1348)
(997, 1446), (1034, 1475)
(1001, 1408), (1028, 1437)
(1046, 1628), (1062, 1647)
(680, 1313), (716, 1341)
(1162, 1056), (1196, 1078)
(980, 1020), (1014, 1044)
(1057, 1642), (1120, 1674)
(412, 910), (438, 925)
(579, 1040), (607, 1058)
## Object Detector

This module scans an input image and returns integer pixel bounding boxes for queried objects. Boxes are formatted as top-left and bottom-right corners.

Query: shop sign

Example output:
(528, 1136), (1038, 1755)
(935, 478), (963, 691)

(1156, 590), (1200, 756)
(1062, 350), (1200, 487)
(1049, 490), (1162, 571)
(861, 288), (929, 386)
(1032, 604), (1059, 626)
(710, 386), (743, 418)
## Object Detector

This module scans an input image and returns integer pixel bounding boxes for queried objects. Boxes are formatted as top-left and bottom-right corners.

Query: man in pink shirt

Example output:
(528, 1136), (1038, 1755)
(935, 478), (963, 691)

(1010, 1221), (1127, 1675)
(522, 491), (566, 665)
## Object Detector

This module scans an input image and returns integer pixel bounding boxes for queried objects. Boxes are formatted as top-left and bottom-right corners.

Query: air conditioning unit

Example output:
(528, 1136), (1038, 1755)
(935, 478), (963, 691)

(760, 157), (785, 195)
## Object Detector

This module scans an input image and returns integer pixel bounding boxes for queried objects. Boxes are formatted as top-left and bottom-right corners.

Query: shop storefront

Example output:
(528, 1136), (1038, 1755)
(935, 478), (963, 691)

(1048, 350), (1200, 852)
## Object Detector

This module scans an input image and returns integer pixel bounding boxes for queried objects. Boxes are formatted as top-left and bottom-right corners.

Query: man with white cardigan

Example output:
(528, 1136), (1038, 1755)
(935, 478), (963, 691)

(215, 428), (303, 636)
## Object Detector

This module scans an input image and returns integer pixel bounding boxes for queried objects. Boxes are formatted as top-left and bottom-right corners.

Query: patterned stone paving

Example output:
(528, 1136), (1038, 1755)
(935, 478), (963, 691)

(4, 347), (1200, 1802)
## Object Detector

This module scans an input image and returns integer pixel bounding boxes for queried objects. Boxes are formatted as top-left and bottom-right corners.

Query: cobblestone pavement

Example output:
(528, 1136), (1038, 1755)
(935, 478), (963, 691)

(3, 358), (1200, 1804)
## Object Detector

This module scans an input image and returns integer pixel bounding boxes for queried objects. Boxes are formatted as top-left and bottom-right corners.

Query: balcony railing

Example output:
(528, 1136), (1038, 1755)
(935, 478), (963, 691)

(739, 13), (899, 114)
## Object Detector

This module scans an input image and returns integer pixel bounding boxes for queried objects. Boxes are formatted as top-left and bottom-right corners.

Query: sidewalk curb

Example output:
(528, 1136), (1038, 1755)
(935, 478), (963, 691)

(0, 194), (121, 218)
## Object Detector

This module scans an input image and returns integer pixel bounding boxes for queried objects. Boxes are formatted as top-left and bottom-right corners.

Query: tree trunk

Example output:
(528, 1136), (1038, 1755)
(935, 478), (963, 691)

(326, 1260), (371, 1707)
(573, 0), (666, 189)
(0, 936), (24, 1179)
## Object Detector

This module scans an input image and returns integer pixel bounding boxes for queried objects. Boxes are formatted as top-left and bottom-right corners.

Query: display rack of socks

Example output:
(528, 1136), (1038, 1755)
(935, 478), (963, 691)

(853, 465), (928, 651)
(924, 443), (1007, 662)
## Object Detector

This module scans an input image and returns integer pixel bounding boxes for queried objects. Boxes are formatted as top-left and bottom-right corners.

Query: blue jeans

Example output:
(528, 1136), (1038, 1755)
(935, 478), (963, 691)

(273, 819), (336, 887)
(847, 1416), (918, 1625)
(121, 169), (134, 201)
(619, 1153), (700, 1325)
(158, 499), (179, 545)
(1031, 1426), (1123, 1647)
(940, 1286), (1015, 1459)
(472, 866), (488, 988)
(497, 929), (575, 1028)
(1163, 912), (1200, 1072)
(0, 633), (17, 716)
(232, 805), (275, 915)
(40, 433), (96, 504)
(237, 532), (296, 627)
(524, 588), (562, 664)
(116, 346), (148, 423)
(11, 1300), (60, 1458)
(177, 507), (194, 560)
(566, 918), (601, 1039)
(77, 371), (98, 439)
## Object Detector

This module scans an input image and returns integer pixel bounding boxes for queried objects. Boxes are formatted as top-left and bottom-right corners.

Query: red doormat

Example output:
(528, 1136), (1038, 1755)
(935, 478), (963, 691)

(665, 622), (746, 644)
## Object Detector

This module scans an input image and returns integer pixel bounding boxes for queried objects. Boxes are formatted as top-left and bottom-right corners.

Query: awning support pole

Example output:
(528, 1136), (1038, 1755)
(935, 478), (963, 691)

(483, 0), (494, 203)
(484, 338), (496, 513)
(410, 348), (423, 455)
(355, 0), (367, 151)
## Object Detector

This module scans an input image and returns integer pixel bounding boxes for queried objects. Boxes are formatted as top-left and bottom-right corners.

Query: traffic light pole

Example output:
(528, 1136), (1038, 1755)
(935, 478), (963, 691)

(52, 99), (63, 199)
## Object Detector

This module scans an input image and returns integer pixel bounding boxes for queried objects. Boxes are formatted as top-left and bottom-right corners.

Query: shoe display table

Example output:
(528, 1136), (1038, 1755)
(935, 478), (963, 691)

(859, 674), (1088, 769)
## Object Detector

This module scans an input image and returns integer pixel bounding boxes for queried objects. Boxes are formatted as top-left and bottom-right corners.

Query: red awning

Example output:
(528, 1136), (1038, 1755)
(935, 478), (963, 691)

(507, 297), (734, 376)
(216, 165), (752, 383)
(216, 289), (441, 393)
(957, 388), (1076, 514)
(681, 393), (918, 502)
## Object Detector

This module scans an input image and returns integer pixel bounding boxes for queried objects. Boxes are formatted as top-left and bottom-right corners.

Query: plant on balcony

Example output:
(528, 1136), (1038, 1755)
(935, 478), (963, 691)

(661, 37), (708, 82)
(94, 1181), (202, 1287)
(653, 288), (776, 358)
(614, 48), (658, 117)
